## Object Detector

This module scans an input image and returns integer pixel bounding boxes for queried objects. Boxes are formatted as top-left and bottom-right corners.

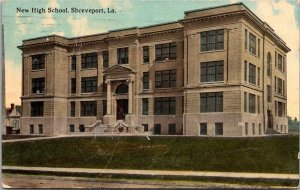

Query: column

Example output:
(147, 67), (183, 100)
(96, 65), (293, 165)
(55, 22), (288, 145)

(128, 80), (133, 114)
(107, 80), (111, 115)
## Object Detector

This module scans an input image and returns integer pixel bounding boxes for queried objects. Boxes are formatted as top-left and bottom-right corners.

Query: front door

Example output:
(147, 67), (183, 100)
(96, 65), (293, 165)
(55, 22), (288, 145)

(116, 99), (128, 120)
(267, 110), (273, 128)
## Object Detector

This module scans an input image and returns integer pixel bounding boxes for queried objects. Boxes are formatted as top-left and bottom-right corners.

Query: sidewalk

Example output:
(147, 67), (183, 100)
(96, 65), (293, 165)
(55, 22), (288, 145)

(2, 166), (299, 180)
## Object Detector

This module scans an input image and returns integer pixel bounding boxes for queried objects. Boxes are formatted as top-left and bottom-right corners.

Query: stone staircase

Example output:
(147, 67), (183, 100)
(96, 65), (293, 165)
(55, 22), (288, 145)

(265, 128), (282, 135)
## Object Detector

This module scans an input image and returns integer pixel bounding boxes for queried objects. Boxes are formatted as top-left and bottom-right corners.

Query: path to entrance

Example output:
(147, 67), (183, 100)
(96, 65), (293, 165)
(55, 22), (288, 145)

(2, 166), (298, 180)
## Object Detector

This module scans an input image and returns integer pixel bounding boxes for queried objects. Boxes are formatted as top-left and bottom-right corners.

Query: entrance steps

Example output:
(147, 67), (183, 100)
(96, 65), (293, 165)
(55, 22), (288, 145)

(265, 128), (282, 134)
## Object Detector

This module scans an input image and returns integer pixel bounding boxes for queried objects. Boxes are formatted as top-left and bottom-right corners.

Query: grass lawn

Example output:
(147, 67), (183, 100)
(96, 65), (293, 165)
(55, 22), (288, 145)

(2, 135), (299, 174)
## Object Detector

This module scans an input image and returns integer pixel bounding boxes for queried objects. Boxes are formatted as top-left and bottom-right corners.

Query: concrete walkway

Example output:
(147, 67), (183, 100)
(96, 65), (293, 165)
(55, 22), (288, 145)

(2, 166), (298, 180)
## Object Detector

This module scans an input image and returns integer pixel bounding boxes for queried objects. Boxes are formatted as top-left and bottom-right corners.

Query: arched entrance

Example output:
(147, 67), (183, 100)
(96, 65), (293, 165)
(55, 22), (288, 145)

(115, 84), (128, 120)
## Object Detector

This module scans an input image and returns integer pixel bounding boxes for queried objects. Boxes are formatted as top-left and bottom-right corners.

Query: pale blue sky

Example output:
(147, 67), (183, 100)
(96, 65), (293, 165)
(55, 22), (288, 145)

(2, 0), (300, 118)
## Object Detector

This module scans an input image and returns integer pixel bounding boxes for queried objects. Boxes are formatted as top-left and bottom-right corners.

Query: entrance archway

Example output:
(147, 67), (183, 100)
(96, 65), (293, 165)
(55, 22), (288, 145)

(115, 84), (129, 120)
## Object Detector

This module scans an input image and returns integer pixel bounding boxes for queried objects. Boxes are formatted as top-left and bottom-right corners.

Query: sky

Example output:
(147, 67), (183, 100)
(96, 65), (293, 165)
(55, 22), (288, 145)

(2, 0), (300, 119)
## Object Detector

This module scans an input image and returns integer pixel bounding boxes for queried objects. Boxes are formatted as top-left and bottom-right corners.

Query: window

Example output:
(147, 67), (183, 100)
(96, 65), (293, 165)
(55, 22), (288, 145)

(277, 78), (282, 94)
(31, 101), (44, 117)
(257, 96), (260, 114)
(252, 123), (255, 135)
(102, 100), (107, 116)
(80, 101), (97, 116)
(267, 53), (271, 77)
(278, 102), (283, 117)
(215, 123), (223, 135)
(201, 29), (224, 51)
(70, 101), (75, 117)
(258, 39), (260, 57)
(103, 51), (109, 67)
(115, 84), (128, 94)
(30, 125), (34, 134)
(244, 92), (247, 112)
(81, 77), (97, 93)
(32, 54), (45, 70)
(38, 124), (43, 134)
(275, 51), (277, 67)
(200, 123), (207, 135)
(267, 85), (271, 102)
(143, 46), (149, 63)
(32, 78), (45, 94)
(154, 124), (161, 135)
(102, 76), (107, 92)
(249, 63), (256, 85)
(142, 124), (148, 132)
(117, 47), (128, 64)
(81, 52), (97, 69)
(244, 61), (247, 82)
(143, 72), (149, 90)
(249, 93), (256, 113)
(283, 57), (286, 72)
(155, 70), (176, 88)
(259, 123), (261, 135)
(71, 55), (76, 71)
(283, 103), (285, 117)
(200, 92), (223, 112)
(168, 124), (176, 135)
(249, 33), (256, 55)
(200, 61), (224, 82)
(69, 125), (75, 132)
(155, 42), (176, 61)
(245, 122), (248, 135)
(277, 53), (283, 71)
(79, 124), (85, 132)
(154, 97), (176, 115)
(71, 78), (76, 94)
(245, 29), (247, 50)
(274, 76), (277, 91)
(283, 80), (285, 96)
(142, 98), (148, 115)
(257, 67), (260, 86)
(275, 100), (277, 117)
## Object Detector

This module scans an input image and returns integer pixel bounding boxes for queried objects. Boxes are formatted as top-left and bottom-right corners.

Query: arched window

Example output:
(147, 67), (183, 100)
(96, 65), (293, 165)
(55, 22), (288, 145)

(267, 52), (272, 77)
(115, 84), (128, 94)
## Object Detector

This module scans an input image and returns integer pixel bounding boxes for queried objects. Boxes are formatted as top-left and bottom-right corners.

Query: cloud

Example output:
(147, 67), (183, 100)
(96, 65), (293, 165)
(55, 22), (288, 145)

(255, 0), (299, 118)
(67, 16), (105, 36)
(5, 60), (22, 106)
(99, 0), (133, 9)
(41, 0), (59, 27)
(15, 12), (27, 35)
(51, 31), (65, 36)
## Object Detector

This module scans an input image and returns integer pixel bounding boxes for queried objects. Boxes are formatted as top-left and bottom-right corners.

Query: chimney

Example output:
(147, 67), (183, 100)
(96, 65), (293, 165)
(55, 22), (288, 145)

(10, 103), (14, 112)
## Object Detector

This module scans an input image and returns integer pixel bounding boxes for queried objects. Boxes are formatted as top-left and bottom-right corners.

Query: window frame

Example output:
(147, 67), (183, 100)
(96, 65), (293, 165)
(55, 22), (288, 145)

(32, 54), (45, 70)
(117, 47), (129, 64)
(142, 98), (149, 115)
(81, 52), (98, 69)
(200, 60), (224, 82)
(154, 97), (176, 115)
(31, 101), (44, 117)
(200, 29), (224, 52)
(249, 33), (256, 55)
(143, 72), (149, 90)
(81, 77), (98, 93)
(32, 77), (45, 94)
(200, 92), (223, 113)
(80, 101), (97, 117)
(155, 69), (176, 88)
(103, 51), (109, 68)
(143, 46), (149, 63)
(155, 42), (176, 61)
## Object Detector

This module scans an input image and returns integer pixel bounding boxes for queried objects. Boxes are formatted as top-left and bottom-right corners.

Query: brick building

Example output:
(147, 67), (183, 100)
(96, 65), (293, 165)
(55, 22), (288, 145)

(18, 3), (290, 136)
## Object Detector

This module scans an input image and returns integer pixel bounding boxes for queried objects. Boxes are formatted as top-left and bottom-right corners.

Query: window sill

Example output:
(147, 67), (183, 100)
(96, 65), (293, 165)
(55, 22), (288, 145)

(31, 69), (45, 72)
(155, 87), (177, 90)
(199, 49), (225, 54)
(275, 68), (285, 74)
(244, 50), (260, 59)
(80, 68), (97, 71)
(199, 81), (224, 85)
(31, 93), (45, 95)
(155, 59), (176, 63)
(81, 92), (98, 95)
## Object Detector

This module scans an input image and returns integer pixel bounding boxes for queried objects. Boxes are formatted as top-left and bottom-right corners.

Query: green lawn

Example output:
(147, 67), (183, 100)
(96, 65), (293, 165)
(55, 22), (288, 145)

(2, 135), (299, 173)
